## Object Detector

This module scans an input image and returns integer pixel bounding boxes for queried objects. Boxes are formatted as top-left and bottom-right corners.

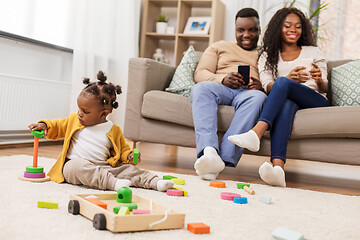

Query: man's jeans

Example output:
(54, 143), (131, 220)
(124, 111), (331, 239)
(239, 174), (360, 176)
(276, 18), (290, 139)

(191, 81), (267, 166)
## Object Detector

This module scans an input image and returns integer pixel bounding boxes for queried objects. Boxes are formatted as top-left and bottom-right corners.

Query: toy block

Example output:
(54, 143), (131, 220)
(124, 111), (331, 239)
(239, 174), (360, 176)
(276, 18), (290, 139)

(172, 178), (185, 185)
(118, 206), (130, 215)
(24, 171), (46, 178)
(116, 187), (132, 203)
(167, 189), (184, 196)
(259, 196), (271, 204)
(31, 129), (44, 138)
(26, 166), (44, 173)
(187, 223), (210, 234)
(132, 209), (151, 214)
(38, 200), (58, 209)
(85, 198), (107, 209)
(233, 197), (248, 204)
(163, 175), (177, 180)
(220, 192), (241, 201)
(272, 227), (305, 240)
(209, 181), (226, 188)
(237, 182), (250, 189)
(244, 186), (255, 195)
(84, 195), (98, 199)
(172, 187), (188, 196)
(132, 148), (139, 165)
(113, 203), (138, 214)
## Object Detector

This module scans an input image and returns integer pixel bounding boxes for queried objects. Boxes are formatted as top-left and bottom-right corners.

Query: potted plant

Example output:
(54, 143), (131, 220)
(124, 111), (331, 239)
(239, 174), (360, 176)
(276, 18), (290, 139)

(156, 15), (168, 34)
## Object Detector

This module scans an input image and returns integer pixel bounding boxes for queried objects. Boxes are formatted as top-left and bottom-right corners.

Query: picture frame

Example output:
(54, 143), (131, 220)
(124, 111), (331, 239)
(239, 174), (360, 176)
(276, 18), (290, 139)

(183, 17), (211, 34)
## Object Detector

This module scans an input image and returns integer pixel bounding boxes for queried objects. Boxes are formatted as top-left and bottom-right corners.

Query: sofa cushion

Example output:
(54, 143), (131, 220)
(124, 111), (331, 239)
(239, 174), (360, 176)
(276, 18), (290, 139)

(142, 90), (360, 139)
(141, 90), (234, 132)
(165, 46), (198, 97)
(331, 60), (360, 106)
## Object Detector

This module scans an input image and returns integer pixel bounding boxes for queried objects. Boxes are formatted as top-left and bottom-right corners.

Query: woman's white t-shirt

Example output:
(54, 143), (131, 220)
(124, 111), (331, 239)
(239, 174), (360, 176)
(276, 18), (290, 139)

(258, 46), (328, 97)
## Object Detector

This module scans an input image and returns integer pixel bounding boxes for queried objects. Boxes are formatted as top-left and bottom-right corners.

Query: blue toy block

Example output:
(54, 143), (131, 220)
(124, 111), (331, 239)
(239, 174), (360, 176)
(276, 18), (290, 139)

(233, 197), (248, 204)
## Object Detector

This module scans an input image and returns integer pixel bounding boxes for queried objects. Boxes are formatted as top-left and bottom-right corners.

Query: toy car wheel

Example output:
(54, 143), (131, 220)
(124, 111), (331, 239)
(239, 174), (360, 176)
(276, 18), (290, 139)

(68, 200), (80, 215)
(93, 213), (106, 230)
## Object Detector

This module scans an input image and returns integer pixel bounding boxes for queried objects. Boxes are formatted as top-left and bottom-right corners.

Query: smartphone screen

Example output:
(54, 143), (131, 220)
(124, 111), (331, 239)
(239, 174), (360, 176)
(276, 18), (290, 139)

(238, 65), (250, 85)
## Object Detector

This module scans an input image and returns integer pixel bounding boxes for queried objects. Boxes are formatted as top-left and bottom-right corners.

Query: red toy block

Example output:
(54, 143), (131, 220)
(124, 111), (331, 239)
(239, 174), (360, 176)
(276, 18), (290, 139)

(221, 192), (241, 201)
(187, 223), (210, 234)
(85, 198), (107, 209)
(167, 189), (184, 196)
(132, 209), (151, 214)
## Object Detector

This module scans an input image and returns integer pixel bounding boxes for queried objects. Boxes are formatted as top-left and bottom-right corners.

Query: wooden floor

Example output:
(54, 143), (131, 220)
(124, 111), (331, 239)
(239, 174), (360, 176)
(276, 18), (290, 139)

(1, 141), (359, 196)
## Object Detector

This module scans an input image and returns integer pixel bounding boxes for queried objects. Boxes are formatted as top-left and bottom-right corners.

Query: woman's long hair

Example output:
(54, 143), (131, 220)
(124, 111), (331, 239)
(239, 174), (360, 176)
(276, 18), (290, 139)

(259, 7), (316, 77)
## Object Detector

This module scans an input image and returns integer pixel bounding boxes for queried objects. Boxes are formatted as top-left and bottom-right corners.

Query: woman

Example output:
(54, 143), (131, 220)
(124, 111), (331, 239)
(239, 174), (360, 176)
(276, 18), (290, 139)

(228, 7), (330, 187)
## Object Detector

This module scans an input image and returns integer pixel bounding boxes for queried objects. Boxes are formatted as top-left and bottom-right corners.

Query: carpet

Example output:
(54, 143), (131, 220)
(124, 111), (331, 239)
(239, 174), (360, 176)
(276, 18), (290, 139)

(1, 155), (360, 240)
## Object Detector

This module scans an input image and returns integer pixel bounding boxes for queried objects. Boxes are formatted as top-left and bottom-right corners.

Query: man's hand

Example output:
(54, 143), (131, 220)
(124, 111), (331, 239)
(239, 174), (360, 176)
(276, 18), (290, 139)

(247, 77), (264, 91)
(222, 72), (246, 89)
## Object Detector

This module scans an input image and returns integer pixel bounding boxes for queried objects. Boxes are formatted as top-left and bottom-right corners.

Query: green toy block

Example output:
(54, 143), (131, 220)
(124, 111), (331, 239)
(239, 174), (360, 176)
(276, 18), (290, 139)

(113, 203), (138, 214)
(38, 200), (58, 209)
(31, 129), (44, 138)
(133, 148), (139, 165)
(163, 175), (177, 180)
(117, 187), (132, 203)
(237, 182), (250, 189)
(26, 166), (44, 173)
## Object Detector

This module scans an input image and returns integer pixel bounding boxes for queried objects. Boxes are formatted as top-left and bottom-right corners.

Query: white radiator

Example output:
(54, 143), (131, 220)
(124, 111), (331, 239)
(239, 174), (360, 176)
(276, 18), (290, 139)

(0, 73), (71, 130)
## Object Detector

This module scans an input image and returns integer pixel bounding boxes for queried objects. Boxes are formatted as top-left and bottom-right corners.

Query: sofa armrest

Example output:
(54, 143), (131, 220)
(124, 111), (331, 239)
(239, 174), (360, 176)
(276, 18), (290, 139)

(124, 58), (176, 141)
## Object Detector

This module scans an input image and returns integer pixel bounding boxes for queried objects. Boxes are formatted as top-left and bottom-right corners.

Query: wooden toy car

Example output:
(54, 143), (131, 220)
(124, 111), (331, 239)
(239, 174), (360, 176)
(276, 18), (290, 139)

(68, 193), (185, 232)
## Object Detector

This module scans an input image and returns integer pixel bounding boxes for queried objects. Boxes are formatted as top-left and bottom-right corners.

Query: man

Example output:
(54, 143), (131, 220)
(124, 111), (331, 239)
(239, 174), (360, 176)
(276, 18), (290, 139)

(191, 8), (266, 180)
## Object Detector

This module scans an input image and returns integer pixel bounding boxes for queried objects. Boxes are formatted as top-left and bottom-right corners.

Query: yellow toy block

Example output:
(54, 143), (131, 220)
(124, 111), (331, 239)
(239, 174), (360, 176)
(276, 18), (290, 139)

(38, 200), (58, 209)
(118, 206), (130, 215)
(172, 178), (185, 185)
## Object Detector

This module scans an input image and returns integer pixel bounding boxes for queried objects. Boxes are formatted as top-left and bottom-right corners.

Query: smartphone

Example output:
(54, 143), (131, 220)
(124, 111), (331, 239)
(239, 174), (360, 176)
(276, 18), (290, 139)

(238, 65), (250, 85)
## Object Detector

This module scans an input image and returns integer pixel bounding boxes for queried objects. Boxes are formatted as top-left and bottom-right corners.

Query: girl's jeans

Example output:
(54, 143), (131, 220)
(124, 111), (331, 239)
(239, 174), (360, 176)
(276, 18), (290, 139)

(259, 77), (330, 163)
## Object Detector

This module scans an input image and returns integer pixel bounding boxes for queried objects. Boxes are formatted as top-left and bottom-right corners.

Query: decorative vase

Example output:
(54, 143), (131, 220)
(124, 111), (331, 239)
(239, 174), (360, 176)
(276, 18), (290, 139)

(156, 22), (167, 34)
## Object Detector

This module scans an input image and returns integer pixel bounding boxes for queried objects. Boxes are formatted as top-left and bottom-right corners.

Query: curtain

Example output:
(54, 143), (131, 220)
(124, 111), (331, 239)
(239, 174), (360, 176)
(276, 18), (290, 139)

(0, 0), (140, 129)
(67, 0), (141, 128)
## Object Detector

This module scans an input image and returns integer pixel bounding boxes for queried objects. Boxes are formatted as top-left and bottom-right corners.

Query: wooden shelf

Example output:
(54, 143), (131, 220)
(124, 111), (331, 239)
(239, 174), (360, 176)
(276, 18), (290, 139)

(140, 0), (225, 66)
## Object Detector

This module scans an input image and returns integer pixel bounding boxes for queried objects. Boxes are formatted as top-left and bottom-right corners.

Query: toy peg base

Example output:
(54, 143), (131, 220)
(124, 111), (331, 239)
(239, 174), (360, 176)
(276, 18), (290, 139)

(18, 175), (50, 182)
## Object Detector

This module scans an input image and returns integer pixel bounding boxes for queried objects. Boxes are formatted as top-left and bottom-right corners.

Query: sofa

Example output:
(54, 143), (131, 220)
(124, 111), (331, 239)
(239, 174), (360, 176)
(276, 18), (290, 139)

(124, 57), (360, 188)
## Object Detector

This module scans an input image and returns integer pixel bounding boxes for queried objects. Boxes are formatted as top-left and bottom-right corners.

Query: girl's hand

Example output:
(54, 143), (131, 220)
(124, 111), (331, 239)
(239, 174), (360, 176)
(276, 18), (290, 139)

(286, 66), (310, 83)
(127, 151), (141, 164)
(28, 122), (48, 136)
(310, 63), (323, 84)
(247, 77), (264, 91)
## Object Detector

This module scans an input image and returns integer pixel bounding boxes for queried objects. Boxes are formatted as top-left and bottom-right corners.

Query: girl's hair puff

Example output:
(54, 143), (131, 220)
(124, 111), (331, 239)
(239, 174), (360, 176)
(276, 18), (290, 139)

(82, 71), (122, 110)
(258, 7), (316, 78)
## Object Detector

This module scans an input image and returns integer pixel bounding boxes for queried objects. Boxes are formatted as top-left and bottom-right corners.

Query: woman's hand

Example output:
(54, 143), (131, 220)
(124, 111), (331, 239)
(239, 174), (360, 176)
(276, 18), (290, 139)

(310, 63), (323, 83)
(28, 122), (48, 136)
(286, 66), (310, 83)
(127, 151), (141, 164)
(222, 72), (246, 89)
(247, 77), (264, 91)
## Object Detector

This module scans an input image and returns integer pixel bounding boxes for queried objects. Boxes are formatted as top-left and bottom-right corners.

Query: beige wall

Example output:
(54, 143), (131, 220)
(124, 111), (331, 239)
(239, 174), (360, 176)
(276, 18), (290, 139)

(318, 0), (360, 60)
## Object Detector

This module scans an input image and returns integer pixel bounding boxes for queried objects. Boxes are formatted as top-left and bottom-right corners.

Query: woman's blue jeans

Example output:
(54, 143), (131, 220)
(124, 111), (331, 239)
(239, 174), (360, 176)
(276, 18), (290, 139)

(259, 77), (330, 163)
